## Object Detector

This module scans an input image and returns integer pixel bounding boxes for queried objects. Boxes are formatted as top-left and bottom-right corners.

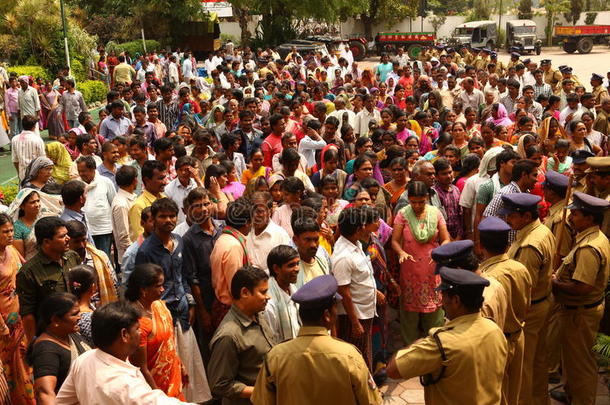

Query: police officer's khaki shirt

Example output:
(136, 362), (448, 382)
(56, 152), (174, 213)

(480, 253), (532, 334)
(481, 276), (509, 330)
(555, 225), (610, 306)
(474, 57), (489, 71)
(251, 325), (382, 405)
(593, 85), (610, 106)
(395, 313), (507, 405)
(507, 219), (556, 301)
(543, 201), (575, 257)
(544, 69), (563, 87)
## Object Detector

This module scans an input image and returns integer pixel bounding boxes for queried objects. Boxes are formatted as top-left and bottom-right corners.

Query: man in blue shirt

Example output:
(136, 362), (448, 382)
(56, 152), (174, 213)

(99, 101), (132, 141)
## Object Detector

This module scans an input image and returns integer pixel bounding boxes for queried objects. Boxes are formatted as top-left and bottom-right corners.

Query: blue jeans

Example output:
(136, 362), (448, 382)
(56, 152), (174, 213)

(9, 113), (21, 137)
(92, 233), (113, 258)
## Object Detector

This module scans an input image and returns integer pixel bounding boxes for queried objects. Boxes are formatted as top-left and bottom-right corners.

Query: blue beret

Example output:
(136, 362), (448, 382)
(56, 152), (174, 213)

(498, 193), (542, 215)
(522, 58), (532, 65)
(559, 65), (572, 74)
(543, 170), (570, 192)
(478, 216), (511, 233)
(511, 52), (521, 58)
(292, 275), (342, 309)
(567, 191), (610, 214)
(436, 267), (490, 291)
(540, 59), (551, 65)
(571, 150), (595, 164)
(431, 240), (474, 262)
(592, 73), (603, 81)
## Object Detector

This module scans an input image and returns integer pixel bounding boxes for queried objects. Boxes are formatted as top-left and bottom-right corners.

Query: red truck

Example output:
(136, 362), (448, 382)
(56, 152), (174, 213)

(554, 25), (610, 54)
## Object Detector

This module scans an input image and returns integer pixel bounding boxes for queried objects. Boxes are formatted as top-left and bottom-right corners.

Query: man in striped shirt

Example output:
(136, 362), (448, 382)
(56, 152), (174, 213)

(11, 115), (45, 180)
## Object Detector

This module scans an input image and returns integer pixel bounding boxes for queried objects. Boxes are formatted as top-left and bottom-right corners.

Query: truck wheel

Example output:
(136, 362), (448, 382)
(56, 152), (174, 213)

(577, 37), (593, 54)
(407, 45), (423, 60)
(563, 41), (577, 53)
(349, 41), (367, 61)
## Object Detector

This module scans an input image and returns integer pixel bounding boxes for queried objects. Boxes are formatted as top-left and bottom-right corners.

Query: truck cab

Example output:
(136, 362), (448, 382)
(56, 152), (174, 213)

(506, 20), (541, 54)
(452, 21), (497, 49)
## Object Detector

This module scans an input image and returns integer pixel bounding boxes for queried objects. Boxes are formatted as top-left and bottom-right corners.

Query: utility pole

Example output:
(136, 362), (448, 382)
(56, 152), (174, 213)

(60, 0), (71, 74)
(498, 0), (503, 39)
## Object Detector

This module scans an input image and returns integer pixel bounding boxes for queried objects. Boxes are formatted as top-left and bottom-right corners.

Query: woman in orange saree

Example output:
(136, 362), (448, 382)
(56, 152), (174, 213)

(0, 213), (35, 404)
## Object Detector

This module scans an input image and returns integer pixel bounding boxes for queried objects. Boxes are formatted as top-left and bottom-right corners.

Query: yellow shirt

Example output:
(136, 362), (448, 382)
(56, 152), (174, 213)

(128, 190), (163, 241)
(251, 325), (382, 405)
(555, 225), (610, 306)
(507, 219), (556, 301)
(395, 313), (507, 405)
(113, 62), (136, 85)
(543, 69), (563, 86)
(301, 259), (325, 284)
(480, 253), (532, 333)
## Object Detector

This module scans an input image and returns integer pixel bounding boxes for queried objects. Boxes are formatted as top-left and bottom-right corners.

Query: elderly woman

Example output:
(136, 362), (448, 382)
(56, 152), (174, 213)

(20, 157), (59, 194)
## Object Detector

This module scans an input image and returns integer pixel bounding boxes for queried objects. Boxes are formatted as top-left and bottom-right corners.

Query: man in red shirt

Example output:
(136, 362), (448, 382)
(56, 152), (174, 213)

(398, 65), (414, 97)
(261, 113), (285, 167)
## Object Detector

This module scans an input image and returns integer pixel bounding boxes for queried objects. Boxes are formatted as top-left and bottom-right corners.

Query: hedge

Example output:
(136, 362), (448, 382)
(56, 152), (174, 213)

(79, 80), (108, 104)
(0, 181), (19, 206)
(106, 40), (162, 57)
(7, 65), (51, 81)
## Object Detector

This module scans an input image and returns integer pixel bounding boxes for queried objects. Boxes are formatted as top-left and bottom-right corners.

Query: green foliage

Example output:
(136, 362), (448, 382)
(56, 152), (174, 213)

(0, 181), (19, 206)
(220, 34), (240, 46)
(429, 15), (447, 35)
(585, 12), (597, 24)
(564, 0), (583, 24)
(106, 40), (162, 57)
(497, 28), (506, 47)
(6, 65), (51, 81)
(518, 0), (534, 19)
(466, 0), (491, 21)
(78, 80), (108, 104)
(594, 333), (610, 368)
(541, 0), (570, 45)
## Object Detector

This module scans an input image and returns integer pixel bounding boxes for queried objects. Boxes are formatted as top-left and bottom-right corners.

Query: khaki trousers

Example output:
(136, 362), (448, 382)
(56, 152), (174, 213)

(559, 303), (603, 405)
(519, 298), (551, 405)
(501, 329), (524, 405)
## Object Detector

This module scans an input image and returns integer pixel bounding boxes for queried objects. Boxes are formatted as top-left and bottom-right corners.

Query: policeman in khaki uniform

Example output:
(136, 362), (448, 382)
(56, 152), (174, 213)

(554, 66), (582, 95)
(388, 267), (508, 405)
(474, 48), (490, 71)
(478, 217), (532, 405)
(506, 51), (521, 70)
(541, 170), (576, 382)
(586, 156), (610, 238)
(552, 192), (610, 405)
(540, 59), (563, 87)
(251, 275), (382, 405)
(501, 193), (556, 405)
(572, 150), (595, 194)
(592, 73), (610, 107)
(431, 240), (509, 329)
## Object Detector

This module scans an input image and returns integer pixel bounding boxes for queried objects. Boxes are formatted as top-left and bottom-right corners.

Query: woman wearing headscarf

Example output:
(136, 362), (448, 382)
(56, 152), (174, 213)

(8, 188), (40, 260)
(45, 142), (72, 185)
(20, 157), (59, 194)
(205, 104), (225, 133)
(361, 68), (377, 89)
(486, 103), (513, 127)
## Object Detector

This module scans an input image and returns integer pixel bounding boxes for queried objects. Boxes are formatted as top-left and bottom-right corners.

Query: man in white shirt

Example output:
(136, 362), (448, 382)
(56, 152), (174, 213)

(168, 55), (179, 87)
(298, 121), (326, 169)
(354, 94), (381, 137)
(165, 156), (203, 224)
(11, 115), (45, 180)
(459, 77), (485, 110)
(17, 76), (40, 120)
(111, 165), (138, 264)
(247, 192), (291, 272)
(559, 93), (583, 127)
(332, 206), (379, 370)
(57, 301), (195, 405)
(77, 156), (117, 258)
(182, 51), (194, 81)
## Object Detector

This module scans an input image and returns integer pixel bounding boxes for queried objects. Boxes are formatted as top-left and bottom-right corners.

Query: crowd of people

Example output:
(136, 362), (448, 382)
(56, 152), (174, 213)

(0, 41), (609, 405)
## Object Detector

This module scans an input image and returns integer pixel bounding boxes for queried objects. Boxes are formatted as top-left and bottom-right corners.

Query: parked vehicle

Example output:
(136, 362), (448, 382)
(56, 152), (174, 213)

(276, 40), (330, 60)
(506, 20), (542, 55)
(554, 25), (610, 54)
(177, 14), (221, 59)
(347, 35), (370, 61)
(451, 21), (497, 49)
(374, 32), (436, 59)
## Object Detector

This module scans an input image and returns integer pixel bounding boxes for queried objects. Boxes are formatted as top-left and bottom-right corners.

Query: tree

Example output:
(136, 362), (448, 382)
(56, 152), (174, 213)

(429, 15), (447, 36)
(541, 0), (570, 45)
(564, 0), (583, 24)
(361, 0), (419, 40)
(518, 0), (534, 19)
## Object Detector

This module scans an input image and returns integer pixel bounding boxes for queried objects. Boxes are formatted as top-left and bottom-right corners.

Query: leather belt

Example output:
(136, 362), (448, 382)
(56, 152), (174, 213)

(531, 295), (548, 305)
(562, 298), (604, 310)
